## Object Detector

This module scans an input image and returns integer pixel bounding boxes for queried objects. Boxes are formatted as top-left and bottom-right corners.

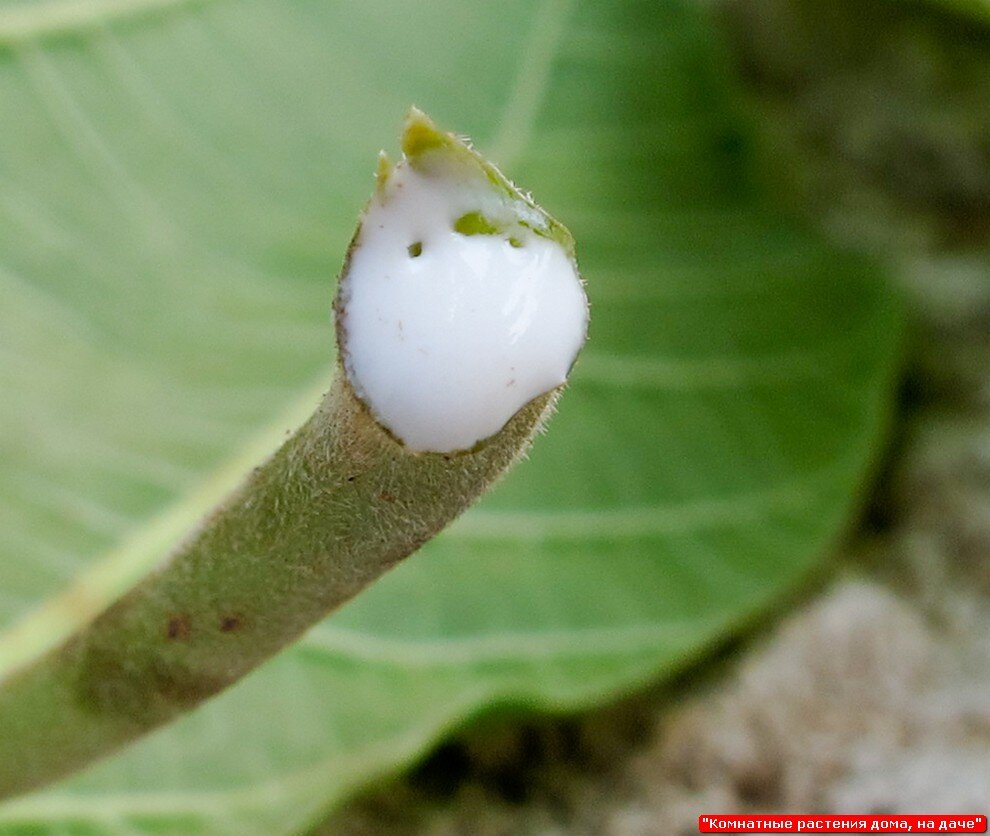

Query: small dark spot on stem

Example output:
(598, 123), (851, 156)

(346, 474), (357, 482)
(220, 615), (242, 632)
(166, 614), (191, 641)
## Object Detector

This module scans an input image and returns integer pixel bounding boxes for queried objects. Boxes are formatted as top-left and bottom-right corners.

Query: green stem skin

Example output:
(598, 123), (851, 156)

(0, 110), (581, 800)
(0, 375), (558, 799)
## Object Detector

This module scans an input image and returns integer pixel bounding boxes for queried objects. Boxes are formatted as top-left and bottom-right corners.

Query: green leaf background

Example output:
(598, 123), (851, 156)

(0, 0), (902, 832)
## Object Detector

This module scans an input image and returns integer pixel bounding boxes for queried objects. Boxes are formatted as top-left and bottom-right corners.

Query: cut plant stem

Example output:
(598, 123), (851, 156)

(339, 115), (587, 452)
(0, 109), (588, 800)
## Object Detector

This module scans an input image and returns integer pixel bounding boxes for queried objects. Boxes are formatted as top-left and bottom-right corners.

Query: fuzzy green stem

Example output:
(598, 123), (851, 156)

(0, 109), (583, 800)
(0, 374), (558, 799)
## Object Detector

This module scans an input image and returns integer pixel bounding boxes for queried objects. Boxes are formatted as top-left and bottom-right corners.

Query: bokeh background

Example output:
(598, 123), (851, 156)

(0, 0), (985, 832)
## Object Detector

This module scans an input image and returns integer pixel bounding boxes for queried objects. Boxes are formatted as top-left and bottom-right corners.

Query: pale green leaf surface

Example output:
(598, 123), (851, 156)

(0, 0), (901, 832)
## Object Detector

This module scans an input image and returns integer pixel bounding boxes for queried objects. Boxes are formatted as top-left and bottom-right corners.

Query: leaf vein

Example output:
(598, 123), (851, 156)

(0, 0), (209, 46)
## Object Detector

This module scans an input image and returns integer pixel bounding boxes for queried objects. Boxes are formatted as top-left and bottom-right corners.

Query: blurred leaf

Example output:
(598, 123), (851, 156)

(0, 0), (901, 832)
(932, 0), (990, 23)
